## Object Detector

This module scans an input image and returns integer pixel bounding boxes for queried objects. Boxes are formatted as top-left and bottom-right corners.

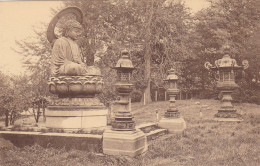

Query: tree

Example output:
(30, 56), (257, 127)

(15, 0), (195, 106)
(32, 98), (48, 123)
(0, 73), (32, 126)
(182, 0), (260, 99)
(55, 0), (194, 105)
(0, 72), (12, 127)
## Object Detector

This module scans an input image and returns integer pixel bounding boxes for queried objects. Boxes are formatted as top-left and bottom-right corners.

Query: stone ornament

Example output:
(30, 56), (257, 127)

(111, 50), (135, 131)
(45, 7), (108, 130)
(158, 67), (186, 133)
(205, 53), (249, 120)
(46, 7), (104, 98)
(48, 75), (103, 98)
(163, 68), (180, 118)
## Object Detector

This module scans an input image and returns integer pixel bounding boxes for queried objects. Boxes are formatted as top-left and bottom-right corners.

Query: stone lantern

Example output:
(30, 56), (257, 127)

(103, 50), (147, 157)
(159, 68), (186, 133)
(112, 49), (135, 130)
(205, 53), (249, 121)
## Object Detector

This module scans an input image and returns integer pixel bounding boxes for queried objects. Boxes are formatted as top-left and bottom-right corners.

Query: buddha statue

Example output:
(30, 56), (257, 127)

(47, 7), (103, 97)
(50, 19), (100, 76)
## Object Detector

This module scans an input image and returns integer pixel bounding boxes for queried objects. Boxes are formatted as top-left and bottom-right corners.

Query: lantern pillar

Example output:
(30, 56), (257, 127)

(103, 50), (147, 157)
(159, 68), (186, 133)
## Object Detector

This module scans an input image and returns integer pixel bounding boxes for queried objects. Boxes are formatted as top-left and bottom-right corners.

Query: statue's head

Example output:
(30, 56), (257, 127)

(47, 7), (84, 43)
(63, 19), (83, 40)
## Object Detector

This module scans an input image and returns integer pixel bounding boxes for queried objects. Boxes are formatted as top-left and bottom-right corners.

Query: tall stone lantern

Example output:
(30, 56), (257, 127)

(111, 49), (135, 130)
(159, 68), (186, 133)
(103, 50), (147, 157)
(205, 53), (249, 121)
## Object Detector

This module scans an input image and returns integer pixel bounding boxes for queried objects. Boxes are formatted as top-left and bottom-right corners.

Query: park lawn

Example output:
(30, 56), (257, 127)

(1, 99), (260, 166)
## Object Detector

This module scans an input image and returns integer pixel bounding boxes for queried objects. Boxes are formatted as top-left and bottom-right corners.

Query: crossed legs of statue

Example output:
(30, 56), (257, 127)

(59, 61), (101, 76)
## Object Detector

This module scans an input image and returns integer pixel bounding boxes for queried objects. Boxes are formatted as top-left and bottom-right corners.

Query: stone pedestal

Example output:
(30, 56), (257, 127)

(214, 84), (243, 122)
(158, 93), (186, 133)
(103, 128), (147, 157)
(46, 75), (108, 129)
(46, 106), (108, 129)
(46, 97), (108, 129)
(159, 117), (186, 133)
(111, 101), (135, 130)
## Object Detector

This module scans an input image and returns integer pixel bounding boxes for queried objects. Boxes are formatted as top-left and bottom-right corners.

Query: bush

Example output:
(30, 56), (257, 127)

(11, 124), (22, 131)
(232, 87), (259, 103)
(97, 87), (117, 107)
(197, 89), (218, 100)
(131, 90), (142, 102)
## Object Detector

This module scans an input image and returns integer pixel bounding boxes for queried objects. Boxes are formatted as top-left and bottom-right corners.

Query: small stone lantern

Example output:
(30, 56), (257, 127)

(159, 68), (186, 133)
(205, 53), (249, 121)
(103, 50), (147, 157)
(112, 50), (135, 130)
(164, 68), (180, 118)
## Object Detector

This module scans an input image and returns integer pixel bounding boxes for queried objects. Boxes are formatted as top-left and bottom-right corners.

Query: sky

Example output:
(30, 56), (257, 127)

(0, 0), (209, 76)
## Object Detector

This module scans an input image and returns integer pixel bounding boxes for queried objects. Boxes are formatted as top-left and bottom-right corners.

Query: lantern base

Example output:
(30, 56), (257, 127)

(164, 111), (180, 118)
(214, 109), (243, 122)
(214, 118), (243, 122)
(158, 117), (186, 133)
(103, 128), (147, 157)
(111, 119), (135, 131)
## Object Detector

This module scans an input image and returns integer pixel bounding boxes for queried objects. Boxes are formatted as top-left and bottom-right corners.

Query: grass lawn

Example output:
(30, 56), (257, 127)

(1, 99), (260, 166)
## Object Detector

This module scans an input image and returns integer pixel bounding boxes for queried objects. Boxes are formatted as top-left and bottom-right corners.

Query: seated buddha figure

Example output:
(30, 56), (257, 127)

(51, 19), (99, 76)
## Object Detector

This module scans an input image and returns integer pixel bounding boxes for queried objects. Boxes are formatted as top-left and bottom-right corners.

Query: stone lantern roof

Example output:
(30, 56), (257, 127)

(205, 54), (249, 71)
(164, 68), (178, 81)
(114, 50), (134, 70)
(214, 54), (240, 68)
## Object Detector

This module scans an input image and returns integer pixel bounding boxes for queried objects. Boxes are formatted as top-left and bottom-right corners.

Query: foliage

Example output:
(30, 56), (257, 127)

(32, 98), (48, 123)
(0, 72), (32, 126)
(14, 0), (260, 104)
(15, 26), (52, 100)
(184, 0), (260, 101)
(130, 90), (143, 103)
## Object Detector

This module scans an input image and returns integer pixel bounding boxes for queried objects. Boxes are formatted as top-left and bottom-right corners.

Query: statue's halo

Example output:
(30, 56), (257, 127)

(47, 7), (83, 43)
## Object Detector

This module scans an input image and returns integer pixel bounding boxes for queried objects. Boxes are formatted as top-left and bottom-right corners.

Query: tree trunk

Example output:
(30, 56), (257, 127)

(142, 81), (152, 105)
(141, 0), (154, 105)
(36, 105), (40, 123)
(142, 50), (152, 105)
(5, 110), (9, 127)
(9, 111), (15, 125)
(42, 100), (46, 122)
(33, 104), (37, 123)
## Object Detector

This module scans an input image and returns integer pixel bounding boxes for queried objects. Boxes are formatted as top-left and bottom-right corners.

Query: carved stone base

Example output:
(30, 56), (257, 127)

(45, 105), (108, 129)
(50, 97), (104, 106)
(103, 128), (147, 157)
(164, 111), (180, 118)
(214, 108), (243, 121)
(159, 117), (186, 133)
(214, 117), (243, 122)
(111, 119), (135, 131)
